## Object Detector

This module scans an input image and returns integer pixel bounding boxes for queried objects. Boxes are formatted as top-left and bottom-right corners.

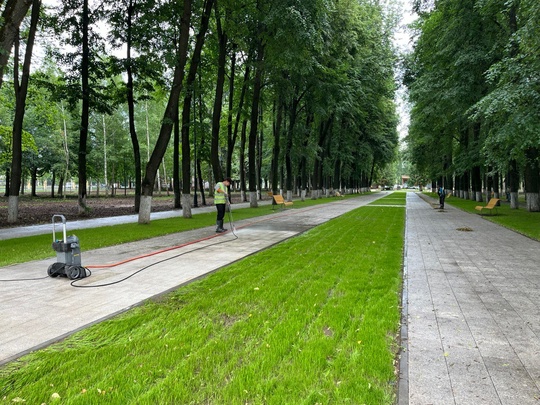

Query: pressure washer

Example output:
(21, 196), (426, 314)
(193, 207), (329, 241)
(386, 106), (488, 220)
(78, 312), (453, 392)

(47, 214), (88, 280)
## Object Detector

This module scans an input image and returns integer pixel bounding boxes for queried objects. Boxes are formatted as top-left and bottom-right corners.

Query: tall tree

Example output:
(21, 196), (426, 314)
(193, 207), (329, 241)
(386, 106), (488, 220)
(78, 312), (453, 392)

(138, 0), (191, 224)
(77, 0), (90, 214)
(209, 0), (226, 182)
(46, 0), (112, 214)
(472, 0), (540, 211)
(406, 0), (498, 201)
(180, 0), (215, 218)
(7, 0), (40, 223)
(107, 0), (169, 212)
(246, 36), (263, 207)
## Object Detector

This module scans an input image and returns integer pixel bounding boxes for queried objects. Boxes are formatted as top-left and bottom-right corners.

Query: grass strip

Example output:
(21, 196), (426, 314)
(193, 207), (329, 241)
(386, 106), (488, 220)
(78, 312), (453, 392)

(0, 203), (405, 404)
(369, 192), (406, 206)
(0, 196), (357, 267)
(425, 192), (540, 241)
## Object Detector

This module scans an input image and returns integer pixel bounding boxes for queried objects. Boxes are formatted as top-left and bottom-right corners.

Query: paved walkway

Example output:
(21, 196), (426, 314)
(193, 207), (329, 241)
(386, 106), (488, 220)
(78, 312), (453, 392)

(2, 192), (540, 404)
(0, 193), (384, 365)
(402, 192), (540, 405)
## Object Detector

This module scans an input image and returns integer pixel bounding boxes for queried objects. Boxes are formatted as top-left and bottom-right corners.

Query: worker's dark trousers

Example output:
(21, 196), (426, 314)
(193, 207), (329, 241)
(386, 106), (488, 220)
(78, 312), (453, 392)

(216, 203), (226, 221)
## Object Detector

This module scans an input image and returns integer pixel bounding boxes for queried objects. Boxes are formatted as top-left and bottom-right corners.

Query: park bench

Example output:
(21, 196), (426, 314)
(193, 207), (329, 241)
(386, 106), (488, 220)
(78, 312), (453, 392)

(272, 194), (293, 210)
(475, 198), (500, 215)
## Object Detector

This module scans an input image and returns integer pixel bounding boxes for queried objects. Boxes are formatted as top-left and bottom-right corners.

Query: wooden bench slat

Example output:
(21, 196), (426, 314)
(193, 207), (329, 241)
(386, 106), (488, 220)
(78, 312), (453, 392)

(273, 194), (293, 209)
(475, 198), (499, 215)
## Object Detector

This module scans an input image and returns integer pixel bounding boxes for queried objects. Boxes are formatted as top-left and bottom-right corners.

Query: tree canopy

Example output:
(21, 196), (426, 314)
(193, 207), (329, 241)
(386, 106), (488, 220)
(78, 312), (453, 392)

(0, 0), (402, 223)
(405, 0), (540, 211)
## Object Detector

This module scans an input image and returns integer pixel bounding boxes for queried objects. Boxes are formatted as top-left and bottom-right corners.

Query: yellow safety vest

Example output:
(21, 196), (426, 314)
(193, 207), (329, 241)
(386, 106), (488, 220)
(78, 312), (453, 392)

(214, 182), (226, 204)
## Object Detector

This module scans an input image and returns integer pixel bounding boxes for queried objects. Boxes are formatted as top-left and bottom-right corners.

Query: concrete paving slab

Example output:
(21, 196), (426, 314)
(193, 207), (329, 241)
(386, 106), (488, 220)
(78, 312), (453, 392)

(401, 192), (540, 405)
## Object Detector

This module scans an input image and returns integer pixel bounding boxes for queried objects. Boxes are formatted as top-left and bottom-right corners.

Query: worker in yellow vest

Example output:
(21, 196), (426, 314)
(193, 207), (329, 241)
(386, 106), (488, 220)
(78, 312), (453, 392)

(214, 177), (232, 233)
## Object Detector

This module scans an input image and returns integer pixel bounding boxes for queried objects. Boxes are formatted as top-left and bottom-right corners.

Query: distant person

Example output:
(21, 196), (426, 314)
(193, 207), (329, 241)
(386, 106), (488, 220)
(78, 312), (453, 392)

(214, 177), (231, 233)
(437, 184), (445, 209)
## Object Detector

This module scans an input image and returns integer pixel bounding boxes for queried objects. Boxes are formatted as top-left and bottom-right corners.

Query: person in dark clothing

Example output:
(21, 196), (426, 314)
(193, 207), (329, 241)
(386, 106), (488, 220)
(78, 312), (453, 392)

(437, 184), (446, 209)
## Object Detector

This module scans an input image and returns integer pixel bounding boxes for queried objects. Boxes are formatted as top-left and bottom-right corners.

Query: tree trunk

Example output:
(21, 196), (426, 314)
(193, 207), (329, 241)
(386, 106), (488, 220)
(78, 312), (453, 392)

(285, 89), (304, 199)
(463, 171), (470, 200)
(50, 171), (56, 198)
(247, 39), (264, 208)
(524, 148), (540, 212)
(31, 167), (37, 196)
(58, 173), (64, 197)
(7, 0), (40, 223)
(299, 113), (313, 200)
(312, 117), (332, 199)
(271, 99), (283, 194)
(77, 0), (90, 215)
(226, 47), (236, 179)
(508, 159), (519, 209)
(139, 194), (152, 223)
(493, 171), (500, 200)
(239, 119), (248, 202)
(228, 57), (250, 179)
(125, 0), (142, 213)
(285, 118), (293, 197)
(311, 123), (324, 200)
(196, 86), (207, 206)
(210, 2), (226, 181)
(173, 111), (181, 209)
(333, 158), (340, 192)
(257, 105), (263, 200)
(485, 167), (492, 203)
(181, 88), (191, 217)
(181, 193), (192, 217)
(0, 0), (33, 89)
(196, 157), (206, 205)
(180, 0), (215, 219)
(472, 165), (482, 202)
(4, 169), (9, 196)
(139, 0), (192, 224)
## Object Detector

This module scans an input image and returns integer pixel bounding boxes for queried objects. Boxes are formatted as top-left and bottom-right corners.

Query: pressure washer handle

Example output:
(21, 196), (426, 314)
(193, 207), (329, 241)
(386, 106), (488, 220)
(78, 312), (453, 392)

(52, 214), (67, 243)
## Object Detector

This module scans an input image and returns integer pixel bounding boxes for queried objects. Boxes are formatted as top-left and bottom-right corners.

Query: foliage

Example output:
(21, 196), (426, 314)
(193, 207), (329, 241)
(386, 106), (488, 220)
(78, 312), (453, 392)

(405, 0), (540, 206)
(0, 125), (38, 172)
(471, 0), (540, 165)
(1, 0), (402, 219)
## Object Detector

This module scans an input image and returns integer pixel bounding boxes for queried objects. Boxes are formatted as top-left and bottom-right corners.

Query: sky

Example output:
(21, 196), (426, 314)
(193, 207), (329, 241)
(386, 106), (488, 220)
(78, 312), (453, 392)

(392, 0), (418, 143)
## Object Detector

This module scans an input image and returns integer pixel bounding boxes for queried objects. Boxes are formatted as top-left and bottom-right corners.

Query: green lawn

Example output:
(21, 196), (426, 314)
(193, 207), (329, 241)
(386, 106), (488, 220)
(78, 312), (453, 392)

(1, 196), (353, 267)
(0, 194), (405, 404)
(369, 192), (406, 206)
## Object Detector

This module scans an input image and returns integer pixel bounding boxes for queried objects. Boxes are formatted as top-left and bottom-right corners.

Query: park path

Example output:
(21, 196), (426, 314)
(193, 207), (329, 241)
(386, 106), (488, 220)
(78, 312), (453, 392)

(401, 192), (540, 405)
